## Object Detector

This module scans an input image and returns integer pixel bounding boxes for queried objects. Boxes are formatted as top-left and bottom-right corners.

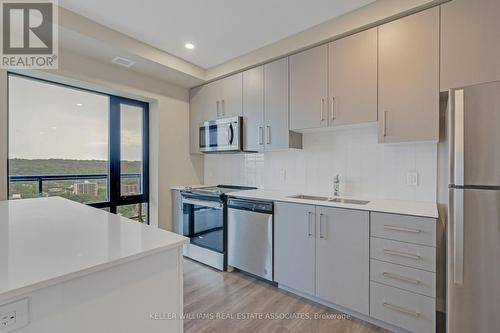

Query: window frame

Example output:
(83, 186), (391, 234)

(7, 73), (150, 224)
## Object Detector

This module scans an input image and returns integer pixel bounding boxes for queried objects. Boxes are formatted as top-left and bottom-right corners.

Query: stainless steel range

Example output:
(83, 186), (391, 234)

(179, 185), (257, 271)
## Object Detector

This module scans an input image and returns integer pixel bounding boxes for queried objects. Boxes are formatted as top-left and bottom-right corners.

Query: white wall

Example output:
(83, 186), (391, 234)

(205, 124), (437, 202)
(0, 50), (204, 231)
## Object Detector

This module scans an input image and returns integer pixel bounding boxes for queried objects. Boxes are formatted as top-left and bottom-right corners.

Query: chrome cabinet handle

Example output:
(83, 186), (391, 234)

(330, 97), (335, 121)
(383, 225), (422, 234)
(383, 110), (388, 137)
(383, 248), (420, 261)
(307, 212), (314, 237)
(319, 213), (325, 239)
(266, 126), (271, 145)
(221, 99), (225, 116)
(320, 98), (325, 121)
(258, 126), (264, 145)
(382, 272), (421, 285)
(216, 100), (220, 118)
(382, 302), (420, 318)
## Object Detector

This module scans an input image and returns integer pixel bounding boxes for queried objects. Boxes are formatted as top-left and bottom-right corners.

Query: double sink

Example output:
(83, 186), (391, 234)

(289, 194), (370, 205)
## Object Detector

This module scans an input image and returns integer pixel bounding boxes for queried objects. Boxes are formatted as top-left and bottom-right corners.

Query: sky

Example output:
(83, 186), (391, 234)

(8, 75), (142, 161)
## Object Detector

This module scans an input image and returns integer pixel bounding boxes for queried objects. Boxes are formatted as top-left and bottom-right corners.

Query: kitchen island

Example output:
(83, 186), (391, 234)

(0, 197), (188, 333)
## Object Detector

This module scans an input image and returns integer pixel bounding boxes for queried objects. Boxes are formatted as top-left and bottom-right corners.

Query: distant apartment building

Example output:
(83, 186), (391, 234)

(121, 183), (139, 195)
(72, 181), (98, 196)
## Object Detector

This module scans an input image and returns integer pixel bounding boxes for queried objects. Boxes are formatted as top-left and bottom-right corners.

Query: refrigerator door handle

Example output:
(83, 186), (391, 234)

(453, 88), (465, 186)
(453, 189), (464, 285)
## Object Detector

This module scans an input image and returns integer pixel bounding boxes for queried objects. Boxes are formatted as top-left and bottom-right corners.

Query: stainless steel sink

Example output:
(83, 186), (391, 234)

(289, 194), (370, 205)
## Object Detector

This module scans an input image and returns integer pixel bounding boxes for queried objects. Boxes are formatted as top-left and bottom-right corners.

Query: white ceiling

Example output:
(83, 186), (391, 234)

(59, 0), (375, 69)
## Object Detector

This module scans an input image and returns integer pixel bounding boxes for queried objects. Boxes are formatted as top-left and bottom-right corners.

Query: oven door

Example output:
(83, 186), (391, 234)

(199, 117), (241, 153)
(182, 197), (225, 253)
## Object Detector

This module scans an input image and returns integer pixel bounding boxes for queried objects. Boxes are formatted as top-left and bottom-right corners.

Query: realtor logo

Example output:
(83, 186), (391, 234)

(1, 0), (58, 68)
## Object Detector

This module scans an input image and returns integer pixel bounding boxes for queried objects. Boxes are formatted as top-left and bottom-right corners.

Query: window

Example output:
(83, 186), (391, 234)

(8, 74), (149, 223)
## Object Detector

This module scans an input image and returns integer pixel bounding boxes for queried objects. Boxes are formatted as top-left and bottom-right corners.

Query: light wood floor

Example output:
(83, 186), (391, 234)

(183, 259), (390, 333)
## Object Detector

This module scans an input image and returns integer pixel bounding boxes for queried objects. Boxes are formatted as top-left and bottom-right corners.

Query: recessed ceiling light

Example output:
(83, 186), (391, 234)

(76, 103), (83, 107)
(185, 43), (195, 50)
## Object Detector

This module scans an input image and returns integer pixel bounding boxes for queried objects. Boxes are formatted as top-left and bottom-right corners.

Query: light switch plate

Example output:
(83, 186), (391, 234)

(406, 172), (419, 186)
(0, 298), (29, 332)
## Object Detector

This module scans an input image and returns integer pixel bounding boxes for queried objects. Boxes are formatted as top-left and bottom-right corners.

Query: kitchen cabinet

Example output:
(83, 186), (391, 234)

(189, 82), (217, 154)
(274, 202), (316, 295)
(328, 28), (377, 126)
(315, 206), (369, 315)
(289, 44), (328, 130)
(189, 73), (242, 154)
(378, 7), (439, 143)
(275, 202), (370, 313)
(243, 59), (302, 151)
(171, 189), (183, 234)
(441, 0), (500, 90)
(242, 66), (264, 151)
(219, 73), (243, 118)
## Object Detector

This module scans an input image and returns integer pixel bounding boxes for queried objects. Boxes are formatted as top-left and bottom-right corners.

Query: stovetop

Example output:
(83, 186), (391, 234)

(182, 185), (257, 197)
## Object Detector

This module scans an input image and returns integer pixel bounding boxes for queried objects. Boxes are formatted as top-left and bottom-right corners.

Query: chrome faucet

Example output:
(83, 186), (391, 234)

(333, 174), (340, 197)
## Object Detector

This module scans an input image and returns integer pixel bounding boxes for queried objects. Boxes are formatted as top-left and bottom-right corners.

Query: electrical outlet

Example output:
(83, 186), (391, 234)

(0, 298), (29, 332)
(406, 172), (419, 186)
(1, 311), (16, 328)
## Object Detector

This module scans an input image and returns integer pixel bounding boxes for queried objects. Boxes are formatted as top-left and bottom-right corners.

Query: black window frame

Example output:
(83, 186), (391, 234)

(7, 73), (150, 224)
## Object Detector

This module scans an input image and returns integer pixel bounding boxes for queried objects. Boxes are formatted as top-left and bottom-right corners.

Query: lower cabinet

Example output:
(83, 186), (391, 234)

(315, 206), (369, 315)
(274, 202), (369, 315)
(274, 202), (315, 295)
(275, 202), (438, 333)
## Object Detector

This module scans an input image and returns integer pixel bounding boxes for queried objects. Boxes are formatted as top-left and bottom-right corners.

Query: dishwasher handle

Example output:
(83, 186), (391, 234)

(227, 198), (273, 214)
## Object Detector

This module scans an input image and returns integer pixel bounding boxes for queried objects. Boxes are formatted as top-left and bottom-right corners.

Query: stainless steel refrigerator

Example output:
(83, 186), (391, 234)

(447, 81), (500, 333)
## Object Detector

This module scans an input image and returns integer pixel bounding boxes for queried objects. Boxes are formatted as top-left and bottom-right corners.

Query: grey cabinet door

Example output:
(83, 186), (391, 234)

(441, 0), (500, 91)
(378, 8), (439, 143)
(265, 58), (290, 150)
(243, 66), (264, 151)
(290, 45), (328, 130)
(219, 73), (243, 118)
(274, 202), (316, 295)
(189, 83), (217, 154)
(329, 28), (377, 126)
(315, 206), (370, 315)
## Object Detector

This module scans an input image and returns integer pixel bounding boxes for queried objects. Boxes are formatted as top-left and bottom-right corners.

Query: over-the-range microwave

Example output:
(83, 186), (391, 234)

(199, 116), (243, 153)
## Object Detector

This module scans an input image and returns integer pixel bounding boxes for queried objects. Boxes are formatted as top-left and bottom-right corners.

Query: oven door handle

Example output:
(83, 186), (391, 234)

(182, 198), (223, 209)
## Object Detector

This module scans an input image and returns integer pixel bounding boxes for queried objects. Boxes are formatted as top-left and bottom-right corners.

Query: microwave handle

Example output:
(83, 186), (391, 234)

(228, 123), (234, 144)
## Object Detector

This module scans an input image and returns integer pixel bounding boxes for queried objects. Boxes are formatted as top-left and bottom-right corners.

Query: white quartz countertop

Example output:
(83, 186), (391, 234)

(0, 197), (188, 301)
(228, 189), (438, 218)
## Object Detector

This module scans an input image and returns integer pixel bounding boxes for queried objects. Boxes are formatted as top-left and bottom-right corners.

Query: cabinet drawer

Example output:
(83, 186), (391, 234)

(370, 282), (435, 333)
(370, 238), (435, 272)
(371, 212), (436, 247)
(370, 259), (436, 297)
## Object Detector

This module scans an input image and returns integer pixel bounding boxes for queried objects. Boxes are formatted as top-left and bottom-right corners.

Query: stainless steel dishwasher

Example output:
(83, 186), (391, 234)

(227, 197), (273, 281)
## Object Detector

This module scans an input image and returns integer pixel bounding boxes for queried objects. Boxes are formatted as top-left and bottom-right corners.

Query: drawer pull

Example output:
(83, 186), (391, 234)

(382, 272), (421, 285)
(383, 225), (422, 233)
(383, 248), (421, 260)
(382, 302), (420, 318)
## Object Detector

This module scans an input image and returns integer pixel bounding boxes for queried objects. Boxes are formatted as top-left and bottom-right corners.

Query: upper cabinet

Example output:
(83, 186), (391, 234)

(189, 73), (242, 154)
(329, 28), (378, 126)
(441, 0), (500, 91)
(219, 73), (243, 118)
(243, 58), (302, 152)
(290, 29), (377, 131)
(378, 7), (439, 143)
(242, 66), (265, 151)
(289, 45), (329, 130)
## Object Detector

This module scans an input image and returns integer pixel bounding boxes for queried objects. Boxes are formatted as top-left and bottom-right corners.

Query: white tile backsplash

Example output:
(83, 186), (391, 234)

(204, 124), (437, 202)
